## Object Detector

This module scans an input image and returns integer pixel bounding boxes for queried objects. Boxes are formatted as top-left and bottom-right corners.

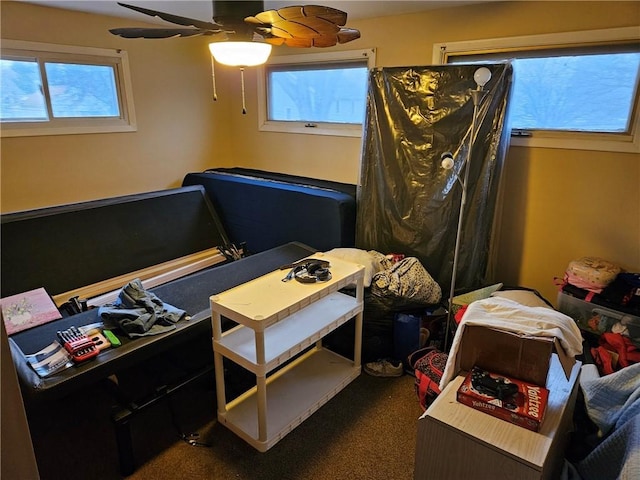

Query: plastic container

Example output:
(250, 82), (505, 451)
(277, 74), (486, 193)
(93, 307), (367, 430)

(557, 292), (640, 341)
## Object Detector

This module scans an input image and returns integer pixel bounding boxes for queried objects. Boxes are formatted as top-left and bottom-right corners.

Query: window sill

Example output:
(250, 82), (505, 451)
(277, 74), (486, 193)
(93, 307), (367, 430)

(510, 131), (639, 153)
(1, 121), (137, 138)
(258, 120), (363, 138)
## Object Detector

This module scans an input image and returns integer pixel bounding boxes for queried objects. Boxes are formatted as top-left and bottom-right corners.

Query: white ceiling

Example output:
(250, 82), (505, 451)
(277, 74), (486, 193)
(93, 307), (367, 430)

(16, 1), (489, 23)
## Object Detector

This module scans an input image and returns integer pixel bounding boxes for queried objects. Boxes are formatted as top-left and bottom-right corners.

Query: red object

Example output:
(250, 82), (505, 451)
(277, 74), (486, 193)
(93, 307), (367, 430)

(386, 253), (405, 263)
(457, 367), (549, 432)
(591, 332), (640, 375)
(454, 305), (468, 324)
(411, 347), (448, 411)
(61, 334), (99, 363)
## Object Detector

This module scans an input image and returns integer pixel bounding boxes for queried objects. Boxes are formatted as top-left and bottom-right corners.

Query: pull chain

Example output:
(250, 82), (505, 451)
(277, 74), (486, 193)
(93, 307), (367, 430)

(240, 67), (247, 114)
(210, 57), (218, 102)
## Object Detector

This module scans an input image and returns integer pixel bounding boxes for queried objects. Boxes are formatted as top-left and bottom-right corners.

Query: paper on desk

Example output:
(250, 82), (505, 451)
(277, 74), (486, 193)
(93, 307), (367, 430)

(25, 341), (73, 378)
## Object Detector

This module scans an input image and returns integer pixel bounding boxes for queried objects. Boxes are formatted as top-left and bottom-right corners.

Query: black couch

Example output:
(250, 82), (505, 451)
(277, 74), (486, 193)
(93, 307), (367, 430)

(2, 172), (357, 474)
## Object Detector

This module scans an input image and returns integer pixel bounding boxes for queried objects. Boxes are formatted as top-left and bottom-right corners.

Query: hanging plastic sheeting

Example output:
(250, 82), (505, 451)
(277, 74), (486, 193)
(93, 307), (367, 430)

(356, 63), (513, 295)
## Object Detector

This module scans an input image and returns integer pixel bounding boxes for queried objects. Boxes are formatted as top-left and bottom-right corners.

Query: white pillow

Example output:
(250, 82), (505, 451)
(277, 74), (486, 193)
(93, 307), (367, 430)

(323, 248), (381, 287)
(491, 290), (552, 309)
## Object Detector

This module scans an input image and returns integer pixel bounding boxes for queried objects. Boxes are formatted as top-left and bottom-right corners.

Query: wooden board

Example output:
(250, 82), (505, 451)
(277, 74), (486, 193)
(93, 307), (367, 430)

(52, 247), (225, 307)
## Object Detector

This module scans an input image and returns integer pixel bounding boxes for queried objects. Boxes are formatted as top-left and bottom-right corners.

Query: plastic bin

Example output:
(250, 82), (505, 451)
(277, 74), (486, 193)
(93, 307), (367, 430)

(557, 292), (640, 341)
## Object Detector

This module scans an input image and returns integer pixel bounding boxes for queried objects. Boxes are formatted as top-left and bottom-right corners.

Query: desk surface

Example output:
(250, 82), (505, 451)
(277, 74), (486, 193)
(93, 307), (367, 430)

(211, 254), (363, 328)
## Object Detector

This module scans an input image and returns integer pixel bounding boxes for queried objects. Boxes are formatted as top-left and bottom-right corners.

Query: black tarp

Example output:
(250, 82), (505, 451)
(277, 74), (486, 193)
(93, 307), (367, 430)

(356, 63), (513, 295)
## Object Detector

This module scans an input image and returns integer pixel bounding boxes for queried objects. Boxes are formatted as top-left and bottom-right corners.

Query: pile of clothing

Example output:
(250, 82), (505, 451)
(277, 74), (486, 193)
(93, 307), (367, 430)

(561, 257), (640, 311)
(322, 248), (442, 364)
(558, 256), (640, 375)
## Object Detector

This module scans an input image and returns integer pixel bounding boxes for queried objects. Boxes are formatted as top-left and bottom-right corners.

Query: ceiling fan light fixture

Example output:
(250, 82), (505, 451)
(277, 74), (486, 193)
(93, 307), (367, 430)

(208, 41), (272, 66)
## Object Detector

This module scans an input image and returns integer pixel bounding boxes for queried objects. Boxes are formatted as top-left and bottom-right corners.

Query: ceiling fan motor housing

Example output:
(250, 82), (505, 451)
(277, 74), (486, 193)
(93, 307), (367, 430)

(212, 1), (264, 24)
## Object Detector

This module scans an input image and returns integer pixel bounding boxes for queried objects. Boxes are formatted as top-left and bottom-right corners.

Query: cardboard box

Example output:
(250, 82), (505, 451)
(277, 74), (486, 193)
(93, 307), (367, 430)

(455, 325), (576, 387)
(457, 366), (549, 432)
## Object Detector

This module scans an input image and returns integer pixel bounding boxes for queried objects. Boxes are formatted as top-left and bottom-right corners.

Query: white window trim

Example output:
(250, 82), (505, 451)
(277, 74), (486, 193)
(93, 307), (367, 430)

(433, 27), (640, 153)
(257, 48), (376, 137)
(1, 39), (137, 138)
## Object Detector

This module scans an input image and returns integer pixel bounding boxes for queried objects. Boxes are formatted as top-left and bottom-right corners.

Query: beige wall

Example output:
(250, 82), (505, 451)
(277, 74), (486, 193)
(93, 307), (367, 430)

(1, 1), (639, 303)
(0, 1), (231, 211)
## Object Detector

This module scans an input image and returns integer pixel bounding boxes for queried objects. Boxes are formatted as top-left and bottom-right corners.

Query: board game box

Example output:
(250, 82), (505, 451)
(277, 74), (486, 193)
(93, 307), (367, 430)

(456, 366), (549, 432)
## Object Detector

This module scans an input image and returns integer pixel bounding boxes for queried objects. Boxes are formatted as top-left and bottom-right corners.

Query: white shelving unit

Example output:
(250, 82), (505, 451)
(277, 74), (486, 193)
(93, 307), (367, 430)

(210, 253), (365, 452)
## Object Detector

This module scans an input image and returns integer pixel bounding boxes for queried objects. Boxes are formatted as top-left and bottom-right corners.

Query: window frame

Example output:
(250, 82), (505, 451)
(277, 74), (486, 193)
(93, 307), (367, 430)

(257, 48), (376, 137)
(1, 39), (137, 137)
(433, 27), (640, 153)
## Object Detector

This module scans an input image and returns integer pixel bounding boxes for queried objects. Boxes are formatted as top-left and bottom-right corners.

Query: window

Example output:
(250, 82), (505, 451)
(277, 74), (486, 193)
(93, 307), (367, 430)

(433, 27), (640, 153)
(1, 40), (136, 137)
(258, 48), (376, 137)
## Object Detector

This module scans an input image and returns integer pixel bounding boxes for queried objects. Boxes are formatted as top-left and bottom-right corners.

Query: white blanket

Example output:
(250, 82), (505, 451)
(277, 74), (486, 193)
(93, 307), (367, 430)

(439, 296), (584, 391)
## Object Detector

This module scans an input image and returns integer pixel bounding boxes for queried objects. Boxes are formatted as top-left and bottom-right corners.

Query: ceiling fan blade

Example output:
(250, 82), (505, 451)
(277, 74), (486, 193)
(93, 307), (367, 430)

(109, 27), (217, 39)
(337, 28), (361, 44)
(248, 5), (348, 27)
(263, 37), (287, 46)
(261, 31), (355, 48)
(266, 36), (334, 48)
(116, 2), (221, 30)
(276, 37), (315, 48)
(246, 4), (359, 45)
(310, 35), (340, 47)
(269, 19), (339, 39)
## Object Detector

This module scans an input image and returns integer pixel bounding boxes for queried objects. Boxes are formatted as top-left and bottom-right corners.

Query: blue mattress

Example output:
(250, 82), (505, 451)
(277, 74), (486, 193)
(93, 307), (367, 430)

(182, 170), (356, 254)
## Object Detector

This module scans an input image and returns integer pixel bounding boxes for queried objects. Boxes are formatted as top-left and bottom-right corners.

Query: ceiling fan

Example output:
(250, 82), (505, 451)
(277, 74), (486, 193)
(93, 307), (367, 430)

(110, 1), (360, 63)
(110, 1), (361, 112)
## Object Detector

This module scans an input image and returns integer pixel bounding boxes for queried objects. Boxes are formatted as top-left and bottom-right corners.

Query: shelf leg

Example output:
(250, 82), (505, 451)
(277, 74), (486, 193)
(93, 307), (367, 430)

(255, 330), (266, 365)
(354, 311), (363, 369)
(354, 274), (364, 369)
(211, 309), (227, 416)
(254, 329), (268, 442)
(213, 350), (227, 415)
(256, 373), (268, 443)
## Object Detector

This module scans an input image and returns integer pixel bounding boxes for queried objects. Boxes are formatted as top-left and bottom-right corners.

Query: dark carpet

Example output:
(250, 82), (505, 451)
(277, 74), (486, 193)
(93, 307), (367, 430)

(26, 369), (420, 480)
